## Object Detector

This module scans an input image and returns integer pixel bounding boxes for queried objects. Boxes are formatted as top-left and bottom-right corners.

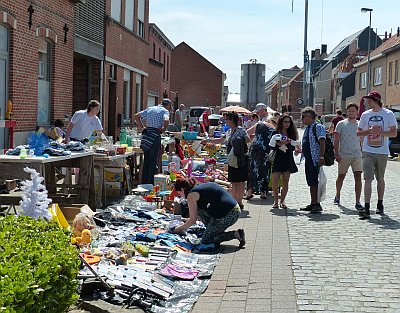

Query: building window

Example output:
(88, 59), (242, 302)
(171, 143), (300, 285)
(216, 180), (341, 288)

(388, 62), (393, 86)
(167, 55), (169, 81)
(163, 52), (166, 80)
(373, 67), (382, 86)
(395, 60), (399, 84)
(125, 0), (134, 31)
(137, 0), (145, 38)
(123, 69), (131, 123)
(360, 71), (367, 89)
(158, 48), (161, 62)
(37, 38), (52, 125)
(111, 0), (121, 22)
(0, 24), (9, 149)
(136, 74), (142, 113)
(153, 43), (156, 59)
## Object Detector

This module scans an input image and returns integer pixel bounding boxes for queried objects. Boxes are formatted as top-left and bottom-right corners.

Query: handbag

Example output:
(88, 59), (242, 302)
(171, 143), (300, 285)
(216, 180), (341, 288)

(227, 147), (238, 168)
(268, 149), (277, 164)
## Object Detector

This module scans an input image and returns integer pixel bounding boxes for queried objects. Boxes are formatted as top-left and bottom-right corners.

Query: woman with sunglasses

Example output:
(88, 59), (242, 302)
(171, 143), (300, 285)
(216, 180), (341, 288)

(269, 114), (300, 208)
(172, 178), (246, 248)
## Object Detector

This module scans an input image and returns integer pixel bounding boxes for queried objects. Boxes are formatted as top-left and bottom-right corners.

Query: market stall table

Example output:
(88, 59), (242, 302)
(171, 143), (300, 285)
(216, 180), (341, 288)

(0, 151), (95, 207)
(94, 149), (144, 208)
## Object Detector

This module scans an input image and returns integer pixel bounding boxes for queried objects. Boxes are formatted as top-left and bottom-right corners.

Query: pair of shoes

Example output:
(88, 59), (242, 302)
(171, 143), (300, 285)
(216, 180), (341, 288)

(300, 204), (313, 211)
(280, 202), (287, 209)
(359, 208), (370, 220)
(238, 229), (246, 248)
(355, 202), (364, 211)
(272, 203), (279, 209)
(310, 203), (322, 214)
(260, 192), (267, 199)
(333, 196), (340, 205)
(376, 204), (384, 215)
(244, 194), (254, 200)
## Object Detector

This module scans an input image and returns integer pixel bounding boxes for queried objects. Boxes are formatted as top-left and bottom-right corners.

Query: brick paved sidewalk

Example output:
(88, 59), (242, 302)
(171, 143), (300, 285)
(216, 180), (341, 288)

(192, 197), (299, 313)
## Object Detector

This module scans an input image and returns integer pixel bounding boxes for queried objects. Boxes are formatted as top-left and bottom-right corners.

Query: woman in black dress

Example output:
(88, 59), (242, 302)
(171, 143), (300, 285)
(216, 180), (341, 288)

(269, 114), (300, 208)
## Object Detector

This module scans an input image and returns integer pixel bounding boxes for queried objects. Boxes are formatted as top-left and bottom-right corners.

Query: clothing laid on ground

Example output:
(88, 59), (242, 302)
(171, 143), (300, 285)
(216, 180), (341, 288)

(225, 127), (249, 182)
(69, 110), (103, 141)
(248, 122), (275, 193)
(269, 133), (298, 174)
(358, 108), (397, 155)
(191, 183), (240, 244)
(335, 119), (362, 157)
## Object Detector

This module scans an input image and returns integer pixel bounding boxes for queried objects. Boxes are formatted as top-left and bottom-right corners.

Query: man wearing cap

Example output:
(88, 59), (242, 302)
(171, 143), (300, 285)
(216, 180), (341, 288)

(357, 91), (397, 219)
(253, 103), (269, 121)
(134, 99), (171, 184)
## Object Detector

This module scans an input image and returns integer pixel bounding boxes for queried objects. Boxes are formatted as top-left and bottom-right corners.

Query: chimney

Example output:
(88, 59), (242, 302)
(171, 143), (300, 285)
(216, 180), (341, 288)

(311, 50), (315, 59)
(397, 27), (400, 37)
(314, 48), (321, 60)
(389, 32), (392, 38)
(383, 31), (388, 43)
(321, 44), (327, 55)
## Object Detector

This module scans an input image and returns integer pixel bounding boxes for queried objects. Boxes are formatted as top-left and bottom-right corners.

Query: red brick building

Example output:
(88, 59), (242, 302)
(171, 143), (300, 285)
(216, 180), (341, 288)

(0, 0), (78, 149)
(147, 23), (174, 107)
(102, 0), (150, 139)
(282, 69), (303, 114)
(171, 42), (224, 108)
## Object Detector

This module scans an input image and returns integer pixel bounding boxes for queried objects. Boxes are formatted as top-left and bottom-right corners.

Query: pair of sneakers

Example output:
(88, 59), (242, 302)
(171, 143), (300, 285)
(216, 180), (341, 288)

(359, 204), (384, 220)
(334, 196), (364, 211)
(300, 203), (322, 214)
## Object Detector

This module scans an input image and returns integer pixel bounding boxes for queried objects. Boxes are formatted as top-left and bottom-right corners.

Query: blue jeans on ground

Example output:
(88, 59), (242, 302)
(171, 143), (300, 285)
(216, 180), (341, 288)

(142, 138), (161, 184)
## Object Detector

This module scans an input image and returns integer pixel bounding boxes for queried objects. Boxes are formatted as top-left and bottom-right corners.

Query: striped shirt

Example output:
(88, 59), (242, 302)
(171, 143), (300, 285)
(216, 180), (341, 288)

(140, 105), (170, 129)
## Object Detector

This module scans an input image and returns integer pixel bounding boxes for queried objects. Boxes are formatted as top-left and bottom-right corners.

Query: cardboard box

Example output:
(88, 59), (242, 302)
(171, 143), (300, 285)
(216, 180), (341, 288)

(59, 204), (93, 225)
(104, 168), (124, 182)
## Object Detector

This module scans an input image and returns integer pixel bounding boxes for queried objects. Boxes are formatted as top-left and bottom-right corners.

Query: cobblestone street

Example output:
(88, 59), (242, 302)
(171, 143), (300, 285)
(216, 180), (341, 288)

(193, 158), (400, 313)
(287, 159), (400, 312)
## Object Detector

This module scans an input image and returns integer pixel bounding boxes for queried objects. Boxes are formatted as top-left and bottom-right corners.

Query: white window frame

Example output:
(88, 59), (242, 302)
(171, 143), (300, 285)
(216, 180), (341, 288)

(111, 0), (121, 22)
(373, 67), (382, 86)
(360, 71), (367, 89)
(388, 62), (393, 86)
(0, 24), (9, 147)
(123, 69), (131, 123)
(395, 60), (399, 84)
(137, 0), (145, 38)
(124, 0), (134, 31)
(37, 38), (52, 126)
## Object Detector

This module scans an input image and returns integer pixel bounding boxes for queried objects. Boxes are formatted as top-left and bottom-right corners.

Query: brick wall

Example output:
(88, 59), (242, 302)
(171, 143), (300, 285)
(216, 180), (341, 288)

(171, 42), (223, 108)
(1, 0), (75, 133)
(103, 0), (149, 137)
(386, 50), (400, 106)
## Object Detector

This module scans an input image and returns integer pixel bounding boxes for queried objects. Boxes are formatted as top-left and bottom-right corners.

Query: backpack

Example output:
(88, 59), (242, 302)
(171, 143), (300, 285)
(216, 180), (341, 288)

(313, 124), (335, 166)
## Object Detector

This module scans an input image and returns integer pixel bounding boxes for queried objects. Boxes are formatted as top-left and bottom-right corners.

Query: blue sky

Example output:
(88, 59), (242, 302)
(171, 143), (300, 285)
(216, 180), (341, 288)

(150, 0), (400, 93)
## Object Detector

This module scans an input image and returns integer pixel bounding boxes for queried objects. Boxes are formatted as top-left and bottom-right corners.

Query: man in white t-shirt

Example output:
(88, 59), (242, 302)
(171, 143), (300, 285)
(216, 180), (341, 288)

(175, 103), (185, 132)
(333, 103), (363, 210)
(356, 91), (397, 219)
(64, 100), (104, 143)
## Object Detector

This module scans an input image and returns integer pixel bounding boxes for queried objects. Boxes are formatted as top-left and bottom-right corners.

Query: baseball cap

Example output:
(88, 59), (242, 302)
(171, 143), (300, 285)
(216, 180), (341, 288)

(253, 103), (268, 113)
(162, 98), (172, 105)
(363, 91), (381, 102)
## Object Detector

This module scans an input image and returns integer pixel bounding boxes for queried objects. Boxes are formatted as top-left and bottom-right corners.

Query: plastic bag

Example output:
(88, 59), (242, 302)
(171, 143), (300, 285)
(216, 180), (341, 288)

(227, 148), (238, 168)
(72, 212), (97, 237)
(317, 167), (327, 203)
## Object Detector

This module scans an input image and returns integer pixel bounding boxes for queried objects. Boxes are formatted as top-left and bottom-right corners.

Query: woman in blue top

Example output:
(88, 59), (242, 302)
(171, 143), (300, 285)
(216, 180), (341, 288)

(173, 178), (246, 248)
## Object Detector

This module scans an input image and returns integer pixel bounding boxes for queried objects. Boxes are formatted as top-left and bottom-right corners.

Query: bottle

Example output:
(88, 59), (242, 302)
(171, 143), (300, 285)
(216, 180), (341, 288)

(120, 128), (127, 144)
(19, 147), (27, 159)
(162, 153), (169, 173)
(187, 158), (193, 176)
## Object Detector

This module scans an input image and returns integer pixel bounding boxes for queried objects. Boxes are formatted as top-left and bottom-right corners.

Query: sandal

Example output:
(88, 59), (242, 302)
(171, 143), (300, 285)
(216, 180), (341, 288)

(272, 203), (279, 209)
(280, 202), (287, 209)
(238, 229), (246, 248)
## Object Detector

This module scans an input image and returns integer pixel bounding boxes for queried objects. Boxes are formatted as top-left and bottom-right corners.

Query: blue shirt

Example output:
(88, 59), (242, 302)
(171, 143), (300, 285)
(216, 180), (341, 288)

(302, 121), (326, 166)
(140, 105), (170, 129)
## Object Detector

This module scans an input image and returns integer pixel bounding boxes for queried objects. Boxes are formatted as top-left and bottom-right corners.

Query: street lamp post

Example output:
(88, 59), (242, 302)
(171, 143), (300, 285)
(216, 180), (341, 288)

(303, 0), (309, 106)
(361, 7), (373, 94)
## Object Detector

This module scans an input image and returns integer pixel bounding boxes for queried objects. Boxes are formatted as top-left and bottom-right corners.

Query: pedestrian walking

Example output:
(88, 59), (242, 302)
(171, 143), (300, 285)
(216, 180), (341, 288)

(269, 114), (300, 209)
(134, 98), (171, 184)
(328, 109), (344, 136)
(246, 105), (275, 199)
(333, 103), (363, 210)
(175, 103), (185, 132)
(299, 107), (326, 213)
(356, 91), (397, 219)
